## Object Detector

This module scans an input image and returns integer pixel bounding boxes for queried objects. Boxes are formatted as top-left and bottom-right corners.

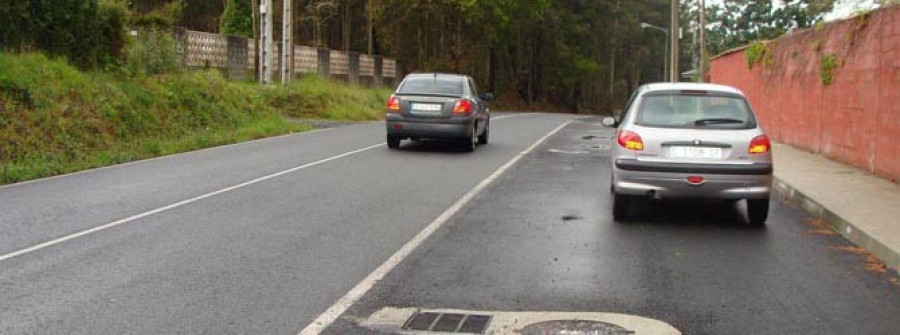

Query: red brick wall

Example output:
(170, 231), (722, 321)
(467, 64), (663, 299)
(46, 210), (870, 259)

(709, 7), (900, 182)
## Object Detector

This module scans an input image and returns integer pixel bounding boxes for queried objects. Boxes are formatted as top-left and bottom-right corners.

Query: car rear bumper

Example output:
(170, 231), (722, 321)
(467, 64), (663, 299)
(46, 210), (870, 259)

(386, 115), (474, 139)
(613, 159), (772, 199)
(615, 159), (773, 175)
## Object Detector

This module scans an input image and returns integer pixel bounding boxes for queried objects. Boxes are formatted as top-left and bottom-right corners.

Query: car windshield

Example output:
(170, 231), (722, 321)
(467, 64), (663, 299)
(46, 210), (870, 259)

(397, 76), (464, 96)
(636, 94), (756, 129)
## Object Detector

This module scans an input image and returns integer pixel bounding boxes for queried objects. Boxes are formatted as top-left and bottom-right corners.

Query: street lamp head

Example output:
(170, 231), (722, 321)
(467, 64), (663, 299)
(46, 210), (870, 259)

(640, 23), (651, 29)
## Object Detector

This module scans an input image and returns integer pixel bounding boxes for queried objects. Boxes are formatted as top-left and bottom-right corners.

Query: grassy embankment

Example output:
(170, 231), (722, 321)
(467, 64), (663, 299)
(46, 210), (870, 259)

(0, 52), (392, 185)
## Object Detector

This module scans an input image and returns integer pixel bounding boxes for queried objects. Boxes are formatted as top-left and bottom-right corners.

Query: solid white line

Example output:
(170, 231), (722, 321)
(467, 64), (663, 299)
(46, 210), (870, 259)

(0, 143), (385, 263)
(297, 119), (573, 335)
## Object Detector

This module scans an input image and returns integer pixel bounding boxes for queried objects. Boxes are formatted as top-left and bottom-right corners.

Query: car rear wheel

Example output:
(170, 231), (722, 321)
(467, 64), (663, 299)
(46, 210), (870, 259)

(613, 192), (630, 221)
(387, 135), (401, 149)
(462, 123), (477, 152)
(477, 122), (490, 145)
(747, 198), (769, 226)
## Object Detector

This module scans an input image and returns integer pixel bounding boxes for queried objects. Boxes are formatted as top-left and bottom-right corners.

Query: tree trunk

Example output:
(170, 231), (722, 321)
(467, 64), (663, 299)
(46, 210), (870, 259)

(342, 1), (351, 51)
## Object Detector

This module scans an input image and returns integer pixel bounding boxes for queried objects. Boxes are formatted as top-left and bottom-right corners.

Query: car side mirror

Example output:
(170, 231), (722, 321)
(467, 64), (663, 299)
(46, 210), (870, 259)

(479, 93), (494, 102)
(602, 116), (618, 127)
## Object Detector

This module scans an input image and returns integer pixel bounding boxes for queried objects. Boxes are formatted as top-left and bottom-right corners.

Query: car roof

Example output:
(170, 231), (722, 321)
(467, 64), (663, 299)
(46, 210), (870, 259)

(405, 73), (468, 80)
(639, 82), (745, 96)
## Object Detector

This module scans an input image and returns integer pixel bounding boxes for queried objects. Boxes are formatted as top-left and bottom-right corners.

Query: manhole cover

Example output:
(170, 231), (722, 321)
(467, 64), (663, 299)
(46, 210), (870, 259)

(522, 320), (634, 335)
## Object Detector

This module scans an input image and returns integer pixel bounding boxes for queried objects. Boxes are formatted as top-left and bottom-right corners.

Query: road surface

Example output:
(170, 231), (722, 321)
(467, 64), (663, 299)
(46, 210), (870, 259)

(1, 113), (898, 334)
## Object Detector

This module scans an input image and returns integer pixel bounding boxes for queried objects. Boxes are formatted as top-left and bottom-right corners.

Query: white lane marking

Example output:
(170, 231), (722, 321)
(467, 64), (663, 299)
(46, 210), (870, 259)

(0, 143), (384, 263)
(0, 127), (335, 190)
(297, 119), (574, 335)
(492, 113), (535, 120)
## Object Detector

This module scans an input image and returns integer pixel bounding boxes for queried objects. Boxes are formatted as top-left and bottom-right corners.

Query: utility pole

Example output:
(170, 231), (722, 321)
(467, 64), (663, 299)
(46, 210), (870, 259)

(259, 0), (273, 84)
(699, 0), (706, 82)
(282, 0), (293, 85)
(670, 0), (679, 82)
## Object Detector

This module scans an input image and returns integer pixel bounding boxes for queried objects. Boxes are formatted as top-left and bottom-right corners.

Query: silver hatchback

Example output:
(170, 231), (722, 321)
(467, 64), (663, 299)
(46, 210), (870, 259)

(604, 83), (773, 225)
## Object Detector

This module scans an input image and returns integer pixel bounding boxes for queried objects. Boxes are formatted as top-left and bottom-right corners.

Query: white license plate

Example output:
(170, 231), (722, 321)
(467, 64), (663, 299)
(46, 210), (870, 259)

(411, 103), (442, 111)
(669, 146), (722, 159)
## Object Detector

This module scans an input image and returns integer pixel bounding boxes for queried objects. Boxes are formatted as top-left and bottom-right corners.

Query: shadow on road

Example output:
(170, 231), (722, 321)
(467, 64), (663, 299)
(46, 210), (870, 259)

(393, 139), (478, 154)
(619, 197), (765, 231)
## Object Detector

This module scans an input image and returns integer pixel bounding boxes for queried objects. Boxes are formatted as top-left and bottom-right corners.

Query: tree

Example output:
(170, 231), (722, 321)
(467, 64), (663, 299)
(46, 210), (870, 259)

(221, 0), (253, 38)
(704, 0), (837, 55)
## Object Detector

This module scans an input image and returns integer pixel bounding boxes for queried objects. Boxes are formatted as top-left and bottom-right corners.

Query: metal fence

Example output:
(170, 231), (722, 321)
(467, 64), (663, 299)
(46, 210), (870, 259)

(178, 29), (399, 87)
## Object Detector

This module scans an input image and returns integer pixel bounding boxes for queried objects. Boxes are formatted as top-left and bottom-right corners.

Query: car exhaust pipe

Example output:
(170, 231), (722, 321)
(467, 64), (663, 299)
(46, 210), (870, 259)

(647, 190), (662, 201)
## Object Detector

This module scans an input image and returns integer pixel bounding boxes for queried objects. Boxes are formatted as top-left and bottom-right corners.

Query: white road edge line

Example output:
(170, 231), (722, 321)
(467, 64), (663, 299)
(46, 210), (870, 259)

(0, 143), (384, 263)
(297, 119), (573, 335)
(0, 113), (541, 263)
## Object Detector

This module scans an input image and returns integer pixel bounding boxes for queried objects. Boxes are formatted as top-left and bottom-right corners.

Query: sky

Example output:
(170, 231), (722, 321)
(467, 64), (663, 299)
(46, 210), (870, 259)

(704, 0), (881, 21)
(825, 0), (879, 20)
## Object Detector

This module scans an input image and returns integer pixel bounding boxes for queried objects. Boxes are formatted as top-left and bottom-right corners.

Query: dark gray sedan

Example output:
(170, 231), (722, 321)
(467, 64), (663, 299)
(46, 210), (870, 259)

(385, 73), (492, 151)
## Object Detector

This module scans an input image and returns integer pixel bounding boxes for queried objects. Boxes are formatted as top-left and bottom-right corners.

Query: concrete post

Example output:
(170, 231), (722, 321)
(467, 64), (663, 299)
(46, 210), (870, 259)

(348, 52), (360, 85)
(317, 48), (331, 78)
(374, 56), (383, 87)
(281, 0), (292, 85)
(226, 35), (248, 80)
(259, 0), (273, 84)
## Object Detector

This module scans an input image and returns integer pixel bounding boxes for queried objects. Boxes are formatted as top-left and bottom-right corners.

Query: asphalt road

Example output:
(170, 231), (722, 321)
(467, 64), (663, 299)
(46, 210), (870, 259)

(1, 113), (899, 335)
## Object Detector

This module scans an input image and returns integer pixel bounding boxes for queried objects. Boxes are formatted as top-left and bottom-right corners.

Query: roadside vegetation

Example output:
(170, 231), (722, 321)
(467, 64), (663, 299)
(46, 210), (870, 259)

(0, 1), (392, 185)
(0, 52), (390, 185)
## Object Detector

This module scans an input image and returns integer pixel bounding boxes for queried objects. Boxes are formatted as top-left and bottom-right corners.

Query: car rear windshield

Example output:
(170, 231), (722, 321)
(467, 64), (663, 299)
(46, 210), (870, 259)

(635, 93), (757, 129)
(397, 76), (464, 96)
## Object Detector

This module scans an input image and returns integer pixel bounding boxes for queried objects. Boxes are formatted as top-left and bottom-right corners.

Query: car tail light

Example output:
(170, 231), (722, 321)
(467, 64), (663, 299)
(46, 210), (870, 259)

(748, 135), (771, 154)
(617, 131), (644, 151)
(453, 99), (473, 116)
(387, 95), (401, 113)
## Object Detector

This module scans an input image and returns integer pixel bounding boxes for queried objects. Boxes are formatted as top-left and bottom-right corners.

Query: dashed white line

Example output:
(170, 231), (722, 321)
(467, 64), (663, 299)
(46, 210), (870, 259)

(297, 119), (573, 335)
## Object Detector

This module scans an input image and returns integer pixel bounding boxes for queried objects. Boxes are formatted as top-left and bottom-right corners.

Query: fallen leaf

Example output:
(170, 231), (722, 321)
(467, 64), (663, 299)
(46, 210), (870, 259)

(803, 229), (837, 236)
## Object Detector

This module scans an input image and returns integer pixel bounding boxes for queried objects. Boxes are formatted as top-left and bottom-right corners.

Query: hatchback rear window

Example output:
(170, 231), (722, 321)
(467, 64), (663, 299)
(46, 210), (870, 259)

(635, 94), (757, 129)
(398, 77), (464, 96)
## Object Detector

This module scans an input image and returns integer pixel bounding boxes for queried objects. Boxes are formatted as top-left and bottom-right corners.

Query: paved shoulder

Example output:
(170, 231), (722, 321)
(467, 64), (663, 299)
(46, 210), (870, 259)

(323, 117), (900, 335)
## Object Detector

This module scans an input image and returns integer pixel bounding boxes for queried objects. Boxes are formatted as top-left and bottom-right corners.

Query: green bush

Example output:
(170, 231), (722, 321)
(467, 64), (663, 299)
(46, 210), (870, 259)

(220, 0), (253, 38)
(124, 29), (182, 76)
(130, 0), (183, 28)
(820, 54), (839, 86)
(0, 0), (128, 70)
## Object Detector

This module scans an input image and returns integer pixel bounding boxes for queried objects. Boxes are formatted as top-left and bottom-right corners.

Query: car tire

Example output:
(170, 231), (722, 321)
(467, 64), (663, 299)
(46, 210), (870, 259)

(613, 192), (630, 221)
(462, 123), (477, 152)
(387, 135), (401, 149)
(747, 198), (769, 226)
(477, 122), (490, 145)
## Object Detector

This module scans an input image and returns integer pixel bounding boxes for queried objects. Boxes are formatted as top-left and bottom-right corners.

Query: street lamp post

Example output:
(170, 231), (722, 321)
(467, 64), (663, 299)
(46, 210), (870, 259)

(641, 22), (668, 82)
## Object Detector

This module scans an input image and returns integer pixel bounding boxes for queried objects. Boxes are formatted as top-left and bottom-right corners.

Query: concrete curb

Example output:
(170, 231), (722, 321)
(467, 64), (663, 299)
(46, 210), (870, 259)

(773, 177), (900, 271)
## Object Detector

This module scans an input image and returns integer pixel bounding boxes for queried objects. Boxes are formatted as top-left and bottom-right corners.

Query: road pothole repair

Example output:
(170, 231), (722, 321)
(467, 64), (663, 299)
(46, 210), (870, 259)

(359, 307), (681, 335)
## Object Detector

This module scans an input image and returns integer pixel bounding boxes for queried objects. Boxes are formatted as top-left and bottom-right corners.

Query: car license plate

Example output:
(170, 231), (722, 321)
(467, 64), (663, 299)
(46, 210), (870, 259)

(669, 146), (722, 159)
(411, 103), (442, 111)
